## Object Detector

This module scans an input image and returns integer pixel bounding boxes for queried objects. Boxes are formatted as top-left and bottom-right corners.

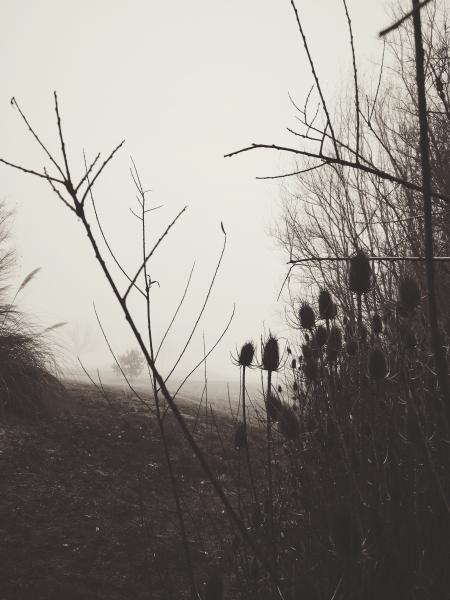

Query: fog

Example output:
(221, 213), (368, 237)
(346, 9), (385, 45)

(1, 1), (388, 384)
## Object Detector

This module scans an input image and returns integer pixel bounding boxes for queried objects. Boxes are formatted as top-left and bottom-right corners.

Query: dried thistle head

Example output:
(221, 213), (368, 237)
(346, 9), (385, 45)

(262, 334), (280, 372)
(299, 302), (315, 330)
(238, 341), (255, 368)
(371, 313), (383, 335)
(349, 251), (371, 295)
(369, 347), (387, 381)
(279, 405), (300, 440)
(398, 276), (421, 312)
(318, 289), (334, 320)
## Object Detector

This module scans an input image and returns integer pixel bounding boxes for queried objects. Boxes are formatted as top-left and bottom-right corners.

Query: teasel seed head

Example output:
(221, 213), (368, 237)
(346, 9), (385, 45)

(369, 346), (387, 381)
(262, 334), (280, 372)
(238, 341), (255, 368)
(349, 251), (371, 295)
(318, 289), (334, 320)
(299, 302), (315, 330)
(398, 276), (421, 312)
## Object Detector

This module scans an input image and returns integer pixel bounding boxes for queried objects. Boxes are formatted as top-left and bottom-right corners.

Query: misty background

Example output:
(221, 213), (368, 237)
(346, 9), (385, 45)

(1, 1), (388, 386)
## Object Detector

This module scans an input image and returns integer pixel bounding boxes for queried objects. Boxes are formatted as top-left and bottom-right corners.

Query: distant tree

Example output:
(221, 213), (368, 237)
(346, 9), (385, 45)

(113, 348), (145, 380)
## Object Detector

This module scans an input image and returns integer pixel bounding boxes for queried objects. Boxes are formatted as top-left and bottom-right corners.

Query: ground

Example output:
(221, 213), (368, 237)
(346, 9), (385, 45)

(0, 381), (247, 600)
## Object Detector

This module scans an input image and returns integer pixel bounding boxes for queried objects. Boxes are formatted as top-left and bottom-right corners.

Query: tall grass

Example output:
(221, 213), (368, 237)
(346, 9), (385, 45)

(0, 202), (61, 417)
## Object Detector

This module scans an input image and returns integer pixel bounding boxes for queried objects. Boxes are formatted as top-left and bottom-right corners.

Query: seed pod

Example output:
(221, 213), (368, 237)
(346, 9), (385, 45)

(205, 571), (224, 600)
(299, 302), (315, 330)
(238, 341), (255, 367)
(279, 406), (300, 440)
(318, 289), (334, 320)
(262, 334), (280, 372)
(371, 313), (383, 335)
(349, 251), (371, 295)
(315, 324), (327, 347)
(398, 276), (421, 311)
(266, 393), (282, 420)
(369, 347), (387, 381)
(234, 422), (246, 448)
(303, 358), (318, 381)
(346, 338), (357, 356)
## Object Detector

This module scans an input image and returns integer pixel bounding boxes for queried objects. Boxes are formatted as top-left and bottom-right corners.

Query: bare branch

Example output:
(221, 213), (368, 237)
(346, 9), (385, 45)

(10, 97), (65, 179)
(53, 92), (72, 183)
(224, 142), (450, 203)
(81, 140), (125, 205)
(290, 0), (340, 158)
(123, 206), (187, 301)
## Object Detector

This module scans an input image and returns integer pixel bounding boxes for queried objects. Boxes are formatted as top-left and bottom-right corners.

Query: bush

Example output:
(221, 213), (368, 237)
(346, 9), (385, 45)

(0, 203), (61, 417)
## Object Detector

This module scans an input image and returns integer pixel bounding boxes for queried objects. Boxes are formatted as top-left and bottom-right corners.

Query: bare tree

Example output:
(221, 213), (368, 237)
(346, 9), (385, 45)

(272, 2), (450, 320)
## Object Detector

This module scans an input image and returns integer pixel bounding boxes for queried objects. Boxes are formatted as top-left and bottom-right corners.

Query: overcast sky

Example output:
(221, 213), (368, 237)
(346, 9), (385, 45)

(1, 1), (392, 384)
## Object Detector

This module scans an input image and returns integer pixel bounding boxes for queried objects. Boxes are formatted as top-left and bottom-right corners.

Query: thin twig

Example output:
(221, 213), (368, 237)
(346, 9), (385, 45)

(123, 206), (187, 301)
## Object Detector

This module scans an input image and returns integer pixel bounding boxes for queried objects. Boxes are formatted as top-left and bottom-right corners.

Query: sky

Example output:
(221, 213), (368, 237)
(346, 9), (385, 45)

(1, 0), (392, 385)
